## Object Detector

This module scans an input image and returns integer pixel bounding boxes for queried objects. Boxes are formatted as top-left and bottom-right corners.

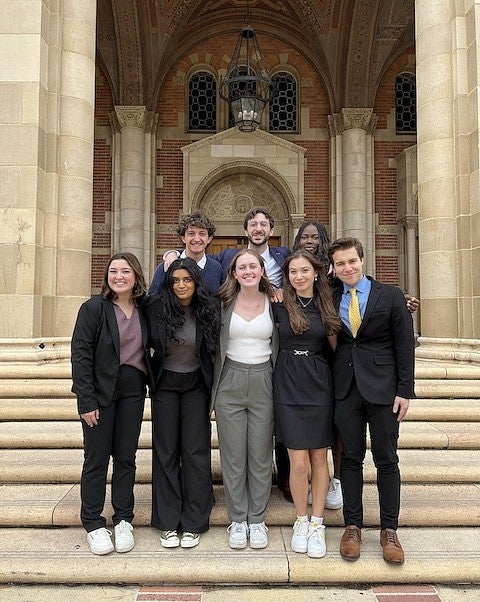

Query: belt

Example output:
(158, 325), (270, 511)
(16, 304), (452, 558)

(283, 349), (317, 357)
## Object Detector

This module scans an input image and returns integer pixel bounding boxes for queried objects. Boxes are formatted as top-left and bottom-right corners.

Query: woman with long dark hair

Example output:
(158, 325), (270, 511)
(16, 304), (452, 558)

(146, 257), (220, 549)
(72, 252), (149, 555)
(273, 249), (341, 558)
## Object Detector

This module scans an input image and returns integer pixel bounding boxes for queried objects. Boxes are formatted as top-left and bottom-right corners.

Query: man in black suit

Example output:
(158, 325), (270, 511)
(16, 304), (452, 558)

(329, 237), (415, 565)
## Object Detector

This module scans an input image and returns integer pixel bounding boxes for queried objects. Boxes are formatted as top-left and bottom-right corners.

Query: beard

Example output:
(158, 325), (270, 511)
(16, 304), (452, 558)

(247, 233), (269, 247)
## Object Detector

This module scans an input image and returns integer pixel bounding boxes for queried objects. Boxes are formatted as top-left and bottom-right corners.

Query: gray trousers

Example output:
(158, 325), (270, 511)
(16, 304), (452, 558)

(215, 358), (274, 524)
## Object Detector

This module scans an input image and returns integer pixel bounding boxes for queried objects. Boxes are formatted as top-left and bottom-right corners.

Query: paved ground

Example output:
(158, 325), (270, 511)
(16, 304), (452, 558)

(0, 584), (479, 601)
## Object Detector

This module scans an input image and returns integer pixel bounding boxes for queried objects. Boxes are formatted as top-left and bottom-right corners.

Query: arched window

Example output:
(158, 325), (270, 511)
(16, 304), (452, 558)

(395, 72), (416, 134)
(269, 72), (297, 132)
(188, 71), (216, 132)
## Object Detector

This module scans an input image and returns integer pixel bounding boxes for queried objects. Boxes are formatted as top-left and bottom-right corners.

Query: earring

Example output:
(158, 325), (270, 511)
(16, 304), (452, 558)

(314, 276), (318, 281)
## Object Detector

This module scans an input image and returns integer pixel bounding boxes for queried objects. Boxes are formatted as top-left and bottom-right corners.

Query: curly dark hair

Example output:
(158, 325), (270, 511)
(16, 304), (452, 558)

(176, 211), (216, 238)
(292, 220), (331, 271)
(150, 258), (219, 356)
(282, 249), (341, 335)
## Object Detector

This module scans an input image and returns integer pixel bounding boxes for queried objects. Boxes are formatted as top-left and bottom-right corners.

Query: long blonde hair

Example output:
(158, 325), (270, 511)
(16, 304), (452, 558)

(282, 249), (341, 335)
(217, 249), (273, 307)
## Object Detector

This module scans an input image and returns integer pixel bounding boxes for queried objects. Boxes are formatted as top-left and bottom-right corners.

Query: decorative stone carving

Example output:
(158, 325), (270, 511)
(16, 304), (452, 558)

(114, 106), (149, 129)
(111, 0), (143, 105)
(340, 108), (377, 133)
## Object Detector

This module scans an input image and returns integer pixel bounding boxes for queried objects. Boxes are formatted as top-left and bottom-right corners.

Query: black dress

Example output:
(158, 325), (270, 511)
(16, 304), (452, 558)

(273, 300), (334, 450)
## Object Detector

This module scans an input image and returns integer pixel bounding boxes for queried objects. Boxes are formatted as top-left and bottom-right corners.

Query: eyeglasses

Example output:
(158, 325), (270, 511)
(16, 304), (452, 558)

(247, 221), (270, 228)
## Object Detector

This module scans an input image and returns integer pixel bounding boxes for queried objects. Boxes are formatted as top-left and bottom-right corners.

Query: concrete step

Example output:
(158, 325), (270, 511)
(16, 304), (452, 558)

(0, 526), (479, 585)
(1, 357), (479, 380)
(1, 420), (480, 450)
(0, 377), (477, 398)
(0, 448), (478, 484)
(2, 398), (480, 422)
(1, 482), (479, 528)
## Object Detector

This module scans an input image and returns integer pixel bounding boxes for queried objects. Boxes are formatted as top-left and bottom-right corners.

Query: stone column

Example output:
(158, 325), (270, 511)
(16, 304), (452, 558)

(328, 108), (377, 275)
(404, 215), (420, 337)
(0, 1), (96, 338)
(111, 106), (158, 281)
(415, 0), (458, 337)
(395, 145), (419, 336)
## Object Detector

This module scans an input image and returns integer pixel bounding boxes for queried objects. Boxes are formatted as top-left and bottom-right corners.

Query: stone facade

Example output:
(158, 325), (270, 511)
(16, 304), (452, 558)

(0, 0), (478, 357)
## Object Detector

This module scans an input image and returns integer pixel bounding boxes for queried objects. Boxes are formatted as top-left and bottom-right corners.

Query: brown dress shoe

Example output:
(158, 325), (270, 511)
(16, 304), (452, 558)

(277, 476), (293, 503)
(340, 525), (361, 561)
(380, 528), (404, 564)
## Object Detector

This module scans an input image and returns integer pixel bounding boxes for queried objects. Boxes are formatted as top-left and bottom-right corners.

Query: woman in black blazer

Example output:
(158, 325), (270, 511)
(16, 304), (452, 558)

(146, 258), (219, 549)
(71, 252), (149, 556)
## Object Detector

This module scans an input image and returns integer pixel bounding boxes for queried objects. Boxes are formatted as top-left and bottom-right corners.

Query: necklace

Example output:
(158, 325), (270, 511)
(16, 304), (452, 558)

(297, 295), (313, 308)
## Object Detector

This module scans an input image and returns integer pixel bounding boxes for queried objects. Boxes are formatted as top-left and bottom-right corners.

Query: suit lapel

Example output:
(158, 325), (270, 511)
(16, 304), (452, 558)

(105, 300), (121, 360)
(359, 277), (381, 331)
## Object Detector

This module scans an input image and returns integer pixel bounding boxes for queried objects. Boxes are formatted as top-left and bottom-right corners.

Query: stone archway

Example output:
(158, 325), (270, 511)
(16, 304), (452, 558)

(197, 170), (291, 244)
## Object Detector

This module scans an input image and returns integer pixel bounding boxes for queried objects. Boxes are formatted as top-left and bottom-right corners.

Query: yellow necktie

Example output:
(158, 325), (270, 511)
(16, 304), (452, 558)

(348, 287), (362, 337)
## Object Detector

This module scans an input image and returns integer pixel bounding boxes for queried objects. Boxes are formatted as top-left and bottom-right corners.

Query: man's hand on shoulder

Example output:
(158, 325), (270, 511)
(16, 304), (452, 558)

(163, 250), (179, 271)
(405, 293), (419, 314)
(270, 288), (283, 303)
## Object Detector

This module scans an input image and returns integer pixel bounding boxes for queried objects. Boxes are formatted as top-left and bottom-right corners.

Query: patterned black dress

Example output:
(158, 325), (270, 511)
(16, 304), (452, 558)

(272, 300), (334, 450)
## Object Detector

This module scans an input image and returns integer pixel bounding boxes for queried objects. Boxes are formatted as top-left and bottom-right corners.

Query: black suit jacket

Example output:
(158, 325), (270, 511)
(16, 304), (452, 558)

(145, 296), (215, 392)
(71, 295), (149, 415)
(332, 277), (415, 404)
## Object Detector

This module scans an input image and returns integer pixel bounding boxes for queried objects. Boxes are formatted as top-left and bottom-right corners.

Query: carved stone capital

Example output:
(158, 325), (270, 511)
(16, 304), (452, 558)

(114, 106), (149, 129)
(401, 214), (418, 229)
(327, 113), (344, 137)
(291, 214), (307, 229)
(330, 108), (377, 134)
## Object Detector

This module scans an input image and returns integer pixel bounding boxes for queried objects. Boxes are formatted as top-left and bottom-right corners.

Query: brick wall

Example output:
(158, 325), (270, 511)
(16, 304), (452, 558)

(92, 67), (114, 290)
(373, 47), (417, 284)
(92, 38), (416, 288)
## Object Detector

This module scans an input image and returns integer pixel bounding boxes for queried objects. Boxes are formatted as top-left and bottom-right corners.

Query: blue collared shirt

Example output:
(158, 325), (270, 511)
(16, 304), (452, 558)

(339, 275), (371, 334)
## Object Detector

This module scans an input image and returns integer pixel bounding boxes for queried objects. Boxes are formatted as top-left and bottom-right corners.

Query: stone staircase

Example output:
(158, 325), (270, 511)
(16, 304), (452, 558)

(0, 355), (479, 585)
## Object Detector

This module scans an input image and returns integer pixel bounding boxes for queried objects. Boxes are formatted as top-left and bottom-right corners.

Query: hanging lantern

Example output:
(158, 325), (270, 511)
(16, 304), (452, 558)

(219, 16), (277, 132)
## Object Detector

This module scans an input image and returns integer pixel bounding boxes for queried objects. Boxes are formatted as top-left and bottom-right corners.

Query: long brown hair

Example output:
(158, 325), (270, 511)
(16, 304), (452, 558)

(282, 249), (341, 335)
(217, 249), (273, 307)
(101, 252), (147, 300)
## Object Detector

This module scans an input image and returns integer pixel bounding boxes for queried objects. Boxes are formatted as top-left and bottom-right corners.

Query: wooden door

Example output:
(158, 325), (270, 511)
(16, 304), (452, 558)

(208, 236), (280, 255)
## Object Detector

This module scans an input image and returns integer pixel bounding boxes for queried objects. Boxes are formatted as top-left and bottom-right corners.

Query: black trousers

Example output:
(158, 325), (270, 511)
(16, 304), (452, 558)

(80, 364), (146, 532)
(151, 369), (214, 533)
(334, 381), (400, 530)
(274, 440), (290, 480)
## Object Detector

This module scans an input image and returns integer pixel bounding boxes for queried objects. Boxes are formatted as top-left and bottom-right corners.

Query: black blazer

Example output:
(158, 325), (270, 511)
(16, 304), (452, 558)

(332, 277), (415, 405)
(71, 295), (149, 415)
(145, 296), (215, 392)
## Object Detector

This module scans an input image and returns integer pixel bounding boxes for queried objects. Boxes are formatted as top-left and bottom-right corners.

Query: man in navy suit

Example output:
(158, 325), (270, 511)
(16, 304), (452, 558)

(329, 237), (415, 565)
(210, 207), (290, 289)
(149, 211), (223, 295)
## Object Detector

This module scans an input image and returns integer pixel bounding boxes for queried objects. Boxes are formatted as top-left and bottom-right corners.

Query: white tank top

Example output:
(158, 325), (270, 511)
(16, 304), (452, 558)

(227, 296), (273, 364)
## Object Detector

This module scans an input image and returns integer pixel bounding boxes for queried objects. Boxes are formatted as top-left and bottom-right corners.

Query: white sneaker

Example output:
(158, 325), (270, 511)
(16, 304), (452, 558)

(325, 478), (343, 510)
(307, 522), (326, 558)
(249, 522), (268, 549)
(227, 521), (248, 549)
(114, 520), (134, 553)
(160, 530), (180, 548)
(86, 527), (114, 555)
(307, 485), (312, 505)
(291, 517), (309, 553)
(180, 532), (200, 548)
